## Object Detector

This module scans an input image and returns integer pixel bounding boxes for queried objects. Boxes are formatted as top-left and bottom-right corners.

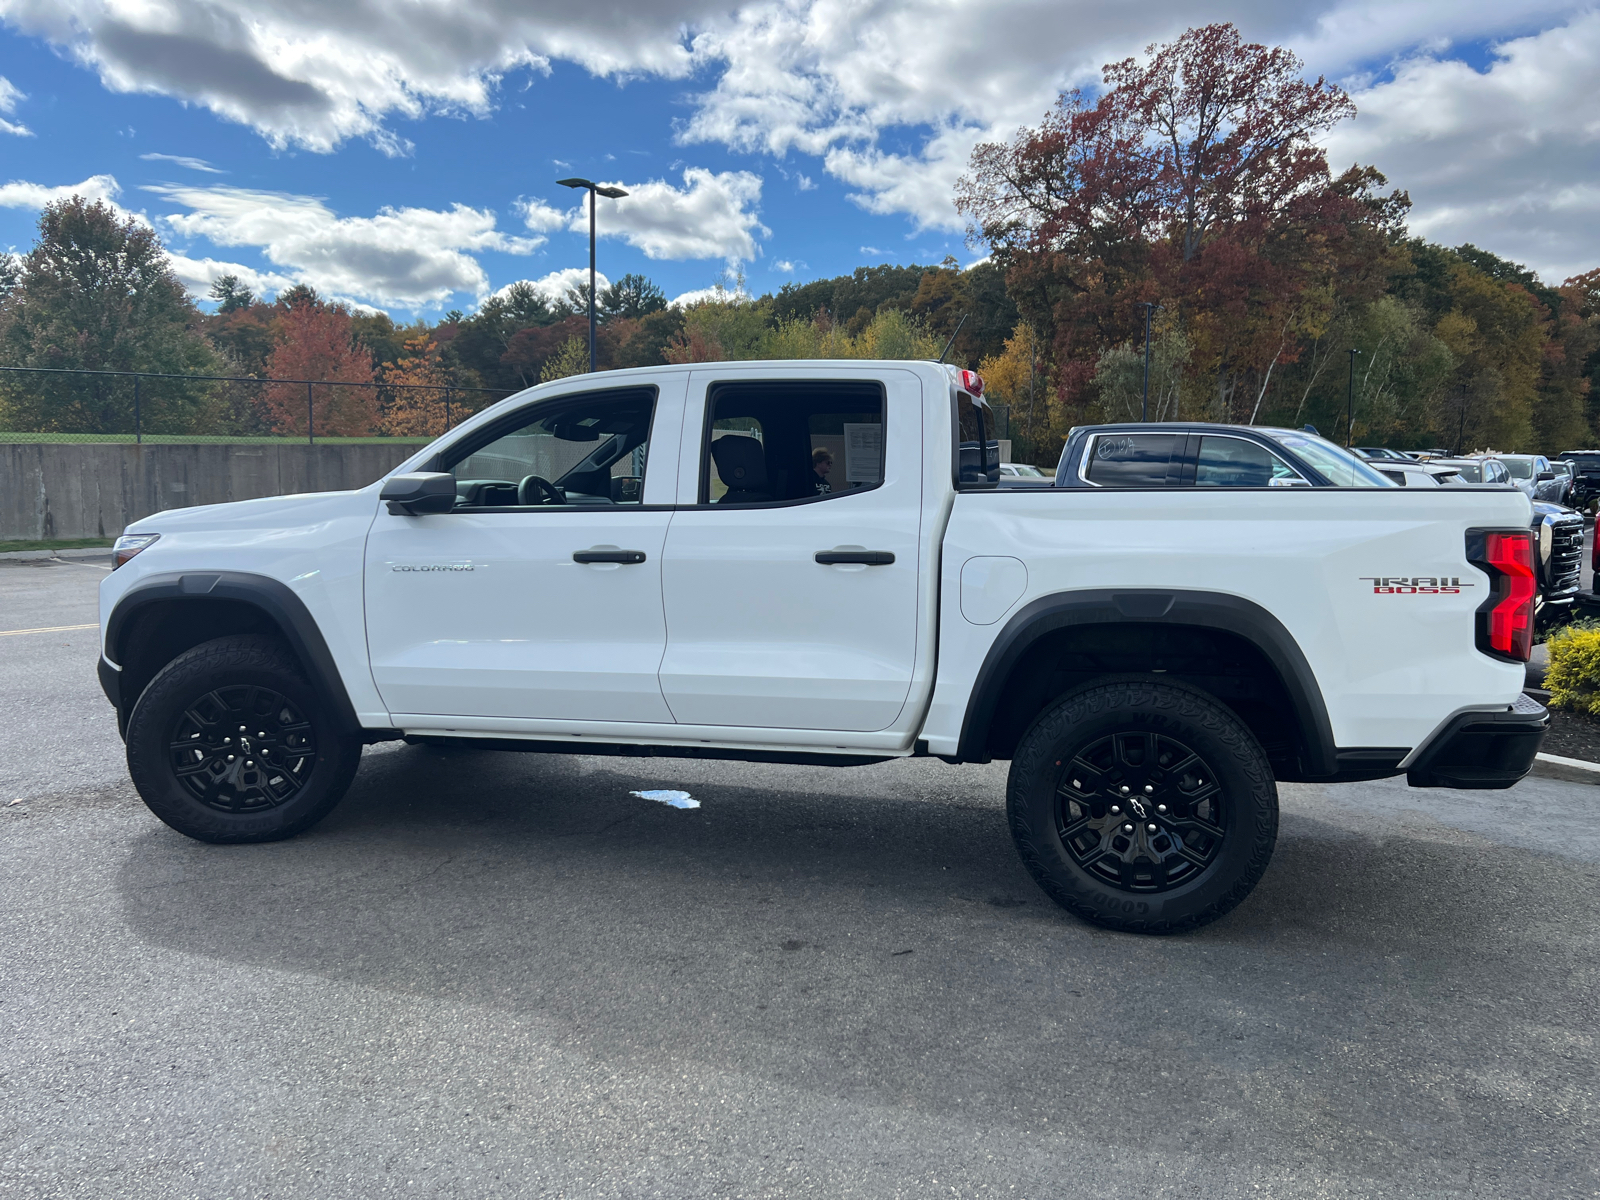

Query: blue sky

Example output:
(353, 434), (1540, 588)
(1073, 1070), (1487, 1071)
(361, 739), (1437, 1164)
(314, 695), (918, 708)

(1, 1), (1595, 318)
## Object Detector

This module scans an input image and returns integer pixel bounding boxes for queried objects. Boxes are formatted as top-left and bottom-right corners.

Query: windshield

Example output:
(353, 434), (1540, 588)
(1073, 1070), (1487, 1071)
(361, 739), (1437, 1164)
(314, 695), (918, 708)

(1267, 432), (1395, 487)
(1450, 462), (1483, 482)
(1500, 458), (1534, 480)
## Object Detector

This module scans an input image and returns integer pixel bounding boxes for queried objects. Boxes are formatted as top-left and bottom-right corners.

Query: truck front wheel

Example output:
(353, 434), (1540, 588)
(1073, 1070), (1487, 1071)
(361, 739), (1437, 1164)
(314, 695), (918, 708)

(1007, 679), (1278, 933)
(125, 635), (361, 843)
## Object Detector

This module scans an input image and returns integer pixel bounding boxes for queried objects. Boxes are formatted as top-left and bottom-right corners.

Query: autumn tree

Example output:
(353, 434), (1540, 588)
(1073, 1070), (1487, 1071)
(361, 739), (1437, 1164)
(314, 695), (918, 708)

(541, 337), (590, 382)
(379, 336), (453, 435)
(260, 299), (378, 436)
(958, 23), (1402, 426)
(0, 196), (221, 433)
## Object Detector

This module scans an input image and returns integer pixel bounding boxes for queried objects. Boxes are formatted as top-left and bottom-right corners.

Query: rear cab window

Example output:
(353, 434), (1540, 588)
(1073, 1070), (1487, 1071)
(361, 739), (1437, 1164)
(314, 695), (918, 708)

(701, 381), (884, 506)
(1081, 433), (1182, 486)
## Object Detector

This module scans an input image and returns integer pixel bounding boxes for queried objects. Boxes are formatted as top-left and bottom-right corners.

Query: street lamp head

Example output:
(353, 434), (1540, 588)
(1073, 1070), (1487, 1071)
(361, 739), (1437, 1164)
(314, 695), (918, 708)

(557, 178), (629, 200)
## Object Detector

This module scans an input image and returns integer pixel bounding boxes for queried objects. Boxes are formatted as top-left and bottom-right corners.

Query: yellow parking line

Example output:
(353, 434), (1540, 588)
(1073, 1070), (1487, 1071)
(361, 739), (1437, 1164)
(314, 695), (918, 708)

(0, 623), (97, 637)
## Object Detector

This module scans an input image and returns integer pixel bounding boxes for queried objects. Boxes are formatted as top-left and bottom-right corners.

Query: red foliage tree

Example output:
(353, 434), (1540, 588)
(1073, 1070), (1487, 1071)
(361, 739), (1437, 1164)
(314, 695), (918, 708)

(958, 23), (1404, 422)
(260, 301), (378, 436)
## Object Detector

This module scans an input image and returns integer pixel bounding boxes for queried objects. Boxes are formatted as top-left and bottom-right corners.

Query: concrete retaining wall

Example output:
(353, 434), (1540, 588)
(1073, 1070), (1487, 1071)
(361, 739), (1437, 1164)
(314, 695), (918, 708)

(2, 442), (419, 540)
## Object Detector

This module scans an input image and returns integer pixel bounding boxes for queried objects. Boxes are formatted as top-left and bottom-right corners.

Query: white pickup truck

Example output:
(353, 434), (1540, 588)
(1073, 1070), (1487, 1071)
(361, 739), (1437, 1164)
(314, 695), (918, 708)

(98, 360), (1547, 932)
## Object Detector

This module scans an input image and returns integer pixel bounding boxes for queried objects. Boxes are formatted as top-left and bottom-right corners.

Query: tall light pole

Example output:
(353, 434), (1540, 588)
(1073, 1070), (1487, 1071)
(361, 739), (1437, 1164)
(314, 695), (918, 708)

(557, 177), (630, 373)
(1140, 301), (1162, 422)
(1346, 348), (1363, 447)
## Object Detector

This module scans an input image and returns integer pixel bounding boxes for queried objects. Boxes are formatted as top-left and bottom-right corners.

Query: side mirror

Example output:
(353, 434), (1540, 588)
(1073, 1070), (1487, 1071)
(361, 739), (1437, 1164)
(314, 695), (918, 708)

(382, 472), (457, 515)
(1537, 471), (1555, 482)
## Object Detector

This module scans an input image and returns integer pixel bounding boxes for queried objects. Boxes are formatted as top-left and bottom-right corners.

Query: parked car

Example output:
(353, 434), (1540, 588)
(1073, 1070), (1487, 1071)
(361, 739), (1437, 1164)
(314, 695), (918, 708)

(1548, 460), (1577, 506)
(998, 462), (1048, 479)
(1354, 447), (1416, 461)
(1056, 422), (1397, 488)
(100, 381), (1545, 935)
(1554, 450), (1600, 505)
(1369, 462), (1461, 487)
(1403, 457), (1584, 625)
(1485, 453), (1564, 503)
(1431, 457), (1512, 486)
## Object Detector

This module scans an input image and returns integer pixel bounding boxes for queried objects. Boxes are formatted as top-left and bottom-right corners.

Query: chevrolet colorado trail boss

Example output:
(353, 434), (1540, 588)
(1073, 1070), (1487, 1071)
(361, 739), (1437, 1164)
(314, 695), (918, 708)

(98, 361), (1548, 933)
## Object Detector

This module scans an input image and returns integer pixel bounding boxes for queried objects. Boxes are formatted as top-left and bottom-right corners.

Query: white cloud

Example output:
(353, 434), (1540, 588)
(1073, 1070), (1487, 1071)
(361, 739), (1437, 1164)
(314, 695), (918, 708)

(796, 174), (816, 191)
(166, 254), (294, 300)
(771, 258), (801, 273)
(516, 196), (569, 232)
(0, 0), (708, 153)
(0, 174), (123, 209)
(670, 282), (750, 308)
(593, 168), (767, 262)
(140, 152), (224, 173)
(145, 184), (542, 308)
(1326, 12), (1600, 281)
(490, 267), (612, 309)
(2, 1), (1597, 272)
(522, 168), (767, 263)
(0, 75), (31, 136)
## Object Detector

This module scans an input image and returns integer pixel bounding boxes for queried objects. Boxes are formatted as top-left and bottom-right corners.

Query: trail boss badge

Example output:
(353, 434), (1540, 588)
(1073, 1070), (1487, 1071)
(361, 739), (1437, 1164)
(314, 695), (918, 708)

(1359, 576), (1474, 594)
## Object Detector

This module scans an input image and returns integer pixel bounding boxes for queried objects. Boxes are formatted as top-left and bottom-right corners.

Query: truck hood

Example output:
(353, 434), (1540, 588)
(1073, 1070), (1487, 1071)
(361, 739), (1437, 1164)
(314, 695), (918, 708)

(124, 486), (379, 536)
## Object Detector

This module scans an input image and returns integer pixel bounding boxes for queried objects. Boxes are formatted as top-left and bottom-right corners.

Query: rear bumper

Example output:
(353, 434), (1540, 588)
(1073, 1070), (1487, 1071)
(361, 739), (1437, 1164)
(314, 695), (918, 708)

(1406, 694), (1548, 790)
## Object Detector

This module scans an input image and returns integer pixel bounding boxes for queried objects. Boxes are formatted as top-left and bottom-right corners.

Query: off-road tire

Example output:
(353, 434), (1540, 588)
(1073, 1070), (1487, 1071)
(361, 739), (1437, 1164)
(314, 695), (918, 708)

(1007, 677), (1278, 934)
(126, 634), (361, 843)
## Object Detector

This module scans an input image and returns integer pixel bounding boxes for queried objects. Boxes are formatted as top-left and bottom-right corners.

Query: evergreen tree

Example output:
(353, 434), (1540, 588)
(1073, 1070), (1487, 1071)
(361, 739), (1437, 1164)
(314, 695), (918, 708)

(208, 274), (255, 313)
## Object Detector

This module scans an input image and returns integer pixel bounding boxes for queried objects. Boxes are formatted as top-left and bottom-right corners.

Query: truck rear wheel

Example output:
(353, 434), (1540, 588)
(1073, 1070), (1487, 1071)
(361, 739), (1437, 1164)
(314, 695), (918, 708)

(1007, 678), (1278, 934)
(125, 635), (361, 844)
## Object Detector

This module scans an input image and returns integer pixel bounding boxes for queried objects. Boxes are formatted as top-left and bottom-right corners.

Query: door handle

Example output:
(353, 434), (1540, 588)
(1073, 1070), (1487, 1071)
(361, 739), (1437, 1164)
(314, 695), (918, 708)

(814, 550), (895, 565)
(573, 549), (647, 564)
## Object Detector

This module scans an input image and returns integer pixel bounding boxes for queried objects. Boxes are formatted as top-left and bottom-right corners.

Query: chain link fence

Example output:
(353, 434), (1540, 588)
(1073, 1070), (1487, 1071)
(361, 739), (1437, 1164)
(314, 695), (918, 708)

(0, 366), (520, 445)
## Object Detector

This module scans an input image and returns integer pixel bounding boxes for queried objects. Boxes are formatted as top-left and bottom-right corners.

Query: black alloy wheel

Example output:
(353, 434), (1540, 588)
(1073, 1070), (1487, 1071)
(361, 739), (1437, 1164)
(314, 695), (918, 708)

(1007, 678), (1278, 933)
(169, 684), (317, 813)
(1054, 731), (1224, 893)
(126, 634), (361, 843)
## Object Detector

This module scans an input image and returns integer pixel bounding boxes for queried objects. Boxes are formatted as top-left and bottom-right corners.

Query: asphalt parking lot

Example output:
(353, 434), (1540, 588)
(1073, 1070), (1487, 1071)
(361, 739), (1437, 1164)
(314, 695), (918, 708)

(3, 556), (1598, 1199)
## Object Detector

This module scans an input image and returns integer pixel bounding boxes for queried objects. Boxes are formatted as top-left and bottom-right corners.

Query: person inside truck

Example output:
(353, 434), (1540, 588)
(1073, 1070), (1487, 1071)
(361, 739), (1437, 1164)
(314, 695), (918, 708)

(812, 447), (834, 494)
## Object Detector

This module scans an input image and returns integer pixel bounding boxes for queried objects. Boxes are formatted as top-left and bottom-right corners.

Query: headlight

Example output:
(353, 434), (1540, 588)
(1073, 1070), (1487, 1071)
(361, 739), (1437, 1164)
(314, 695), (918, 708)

(112, 533), (160, 569)
(1539, 519), (1553, 563)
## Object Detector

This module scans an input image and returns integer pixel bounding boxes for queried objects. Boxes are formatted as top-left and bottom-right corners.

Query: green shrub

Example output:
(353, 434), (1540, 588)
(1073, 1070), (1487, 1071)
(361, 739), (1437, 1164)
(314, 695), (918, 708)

(1544, 623), (1600, 716)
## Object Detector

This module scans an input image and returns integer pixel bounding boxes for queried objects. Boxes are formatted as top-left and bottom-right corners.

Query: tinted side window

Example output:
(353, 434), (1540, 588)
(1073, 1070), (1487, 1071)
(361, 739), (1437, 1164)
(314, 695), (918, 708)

(447, 389), (654, 508)
(703, 381), (884, 506)
(1195, 437), (1304, 487)
(1083, 434), (1179, 487)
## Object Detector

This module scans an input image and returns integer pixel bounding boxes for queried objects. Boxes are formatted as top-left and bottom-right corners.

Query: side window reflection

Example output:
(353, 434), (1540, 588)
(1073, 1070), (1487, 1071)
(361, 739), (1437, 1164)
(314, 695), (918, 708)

(446, 389), (654, 509)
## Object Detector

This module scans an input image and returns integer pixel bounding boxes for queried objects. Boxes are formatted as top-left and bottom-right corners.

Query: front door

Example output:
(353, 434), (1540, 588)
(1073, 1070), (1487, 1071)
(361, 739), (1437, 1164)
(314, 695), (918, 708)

(657, 370), (924, 732)
(365, 382), (680, 723)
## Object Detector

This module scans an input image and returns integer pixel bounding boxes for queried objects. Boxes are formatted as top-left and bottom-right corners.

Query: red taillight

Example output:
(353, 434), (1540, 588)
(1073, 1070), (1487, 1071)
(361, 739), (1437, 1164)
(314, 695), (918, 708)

(1470, 529), (1536, 661)
(958, 369), (984, 397)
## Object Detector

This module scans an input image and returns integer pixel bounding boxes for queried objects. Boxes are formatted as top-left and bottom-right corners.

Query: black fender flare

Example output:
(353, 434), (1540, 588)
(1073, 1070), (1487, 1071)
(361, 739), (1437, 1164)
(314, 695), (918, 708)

(955, 588), (1337, 775)
(103, 571), (362, 737)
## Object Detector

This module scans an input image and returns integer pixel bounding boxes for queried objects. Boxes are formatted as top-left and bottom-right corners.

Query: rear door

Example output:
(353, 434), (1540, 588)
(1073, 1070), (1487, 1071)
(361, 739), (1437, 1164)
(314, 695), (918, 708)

(656, 369), (924, 732)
